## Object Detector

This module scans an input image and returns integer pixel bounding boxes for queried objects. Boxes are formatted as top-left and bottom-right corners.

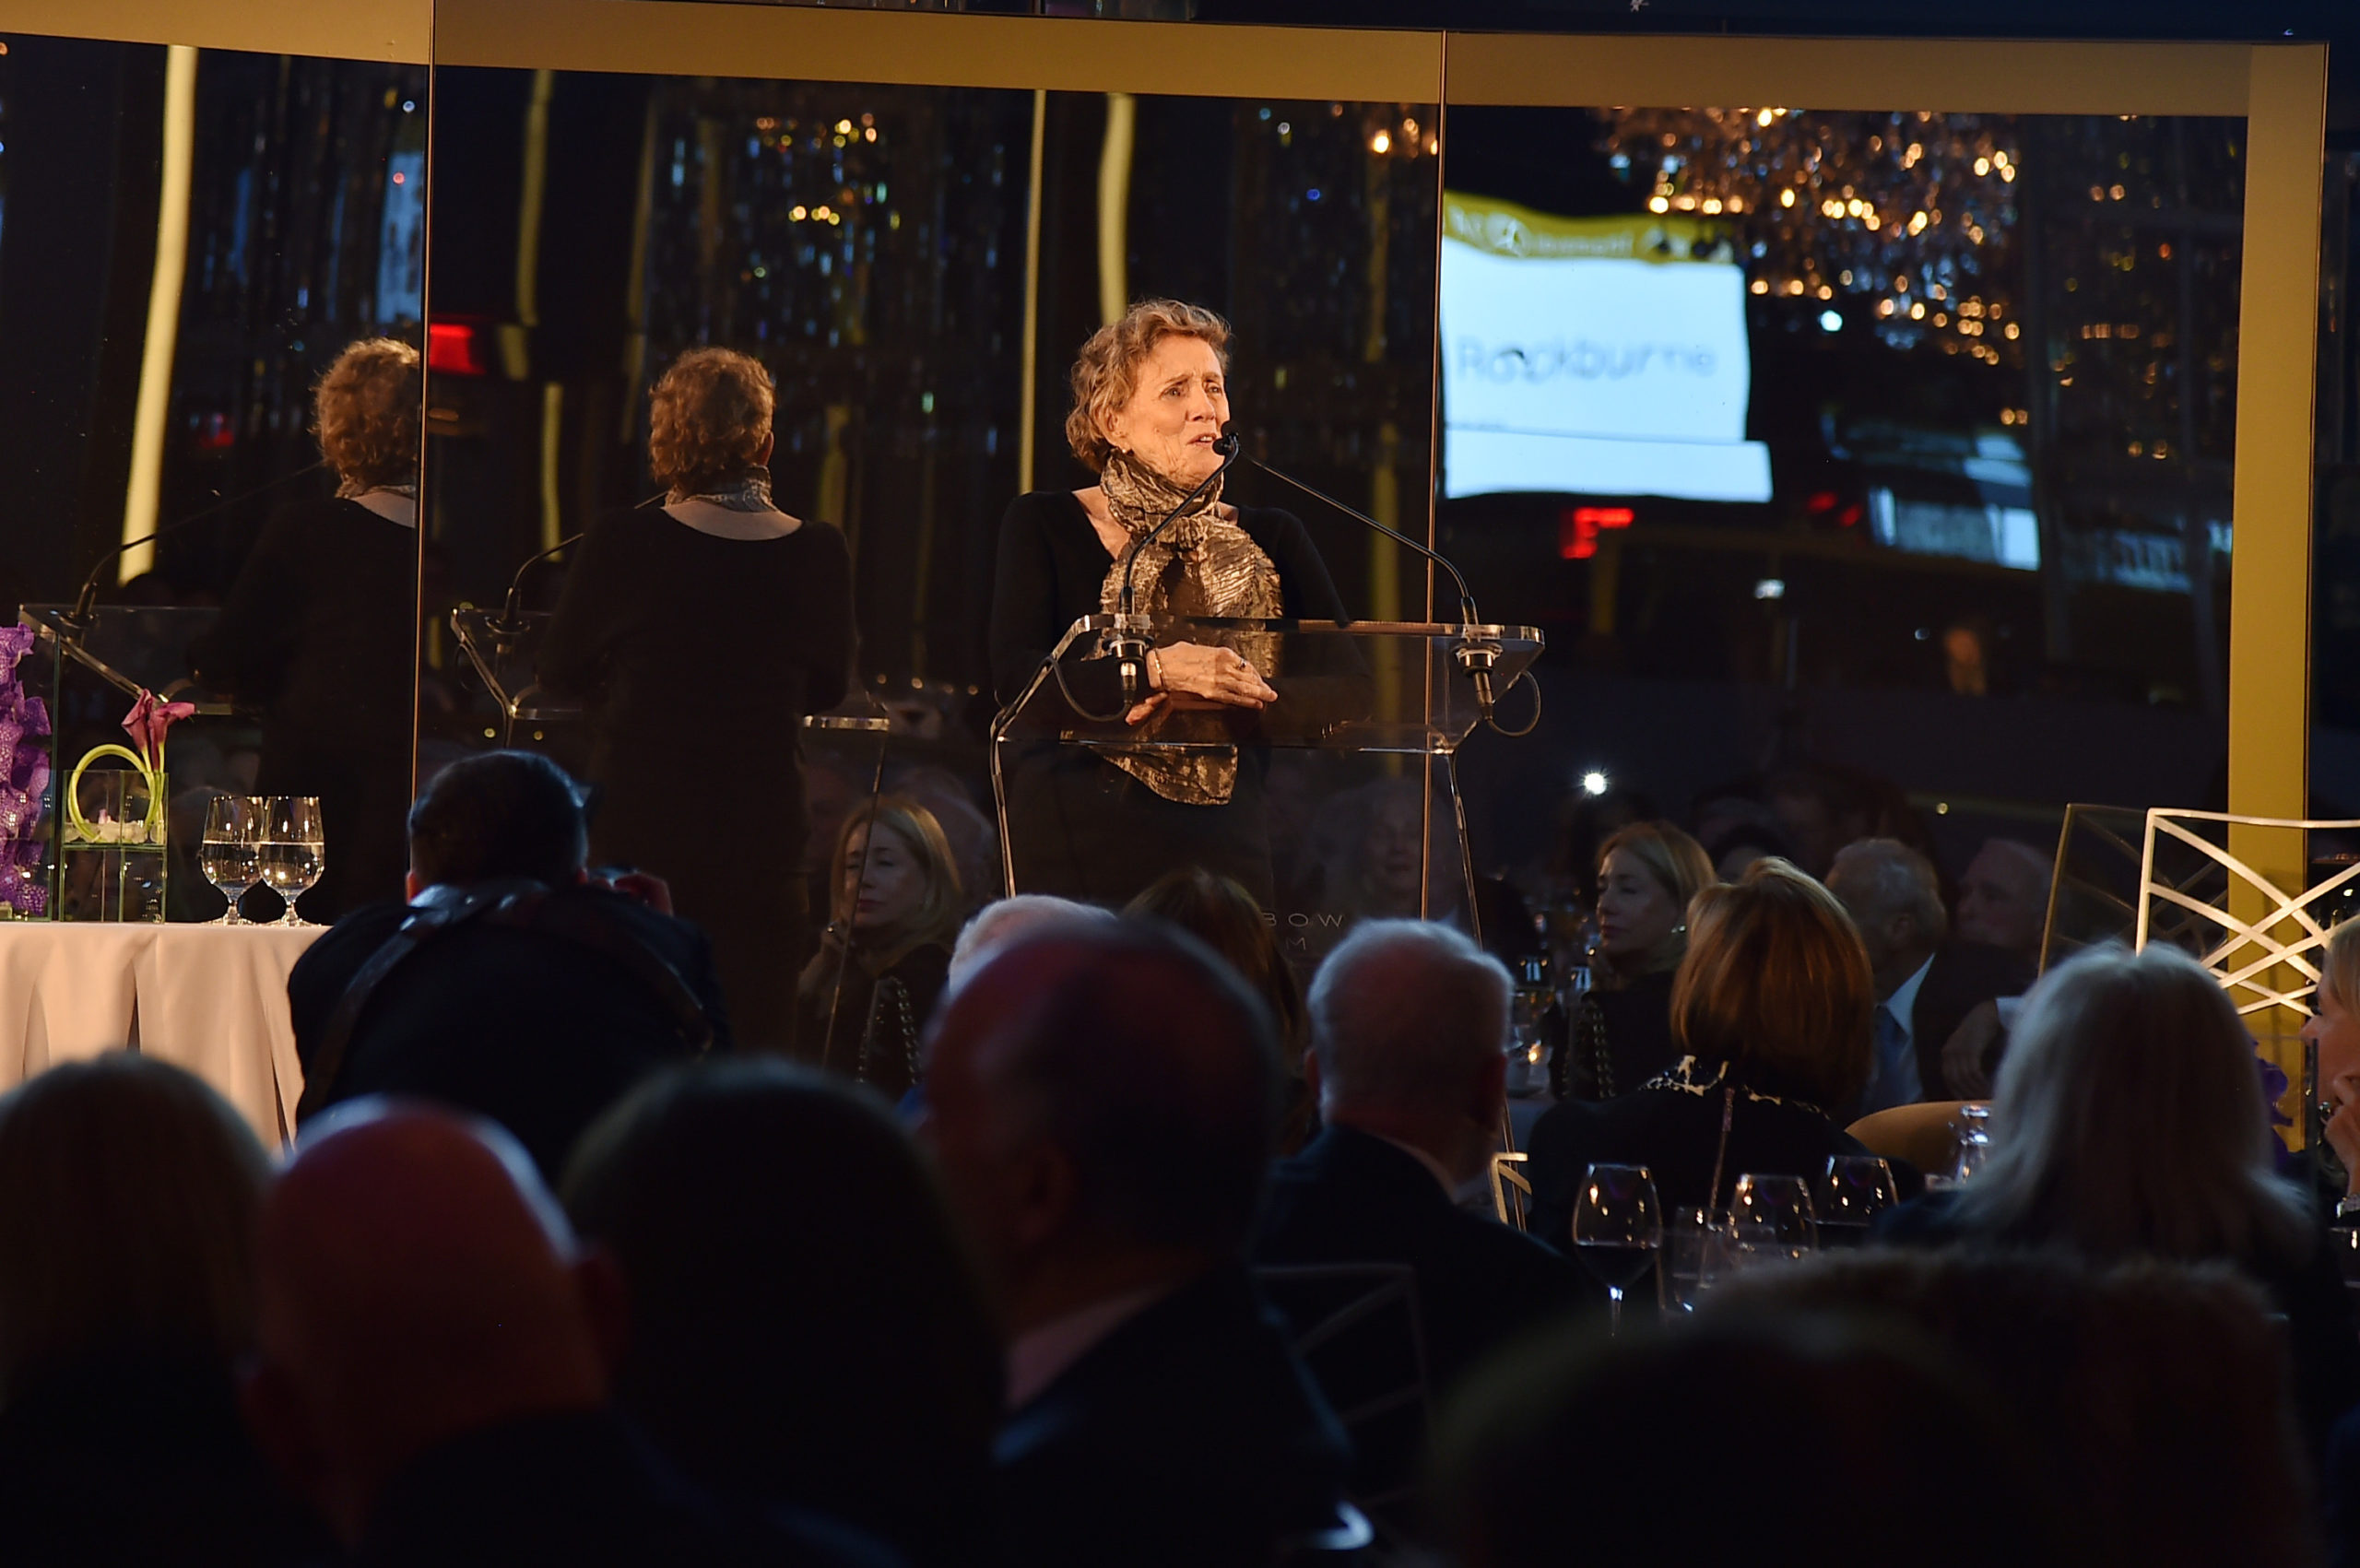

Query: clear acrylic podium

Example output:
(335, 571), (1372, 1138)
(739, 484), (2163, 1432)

(990, 614), (1543, 952)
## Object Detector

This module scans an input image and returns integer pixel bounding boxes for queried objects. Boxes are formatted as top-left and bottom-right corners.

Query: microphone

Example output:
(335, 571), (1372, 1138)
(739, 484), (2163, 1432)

(63, 459), (332, 634)
(492, 532), (584, 639)
(1110, 424), (1243, 703)
(1238, 454), (1510, 721)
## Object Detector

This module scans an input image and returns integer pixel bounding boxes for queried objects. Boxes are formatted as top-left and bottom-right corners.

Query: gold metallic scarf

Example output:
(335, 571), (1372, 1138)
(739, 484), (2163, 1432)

(1093, 450), (1281, 805)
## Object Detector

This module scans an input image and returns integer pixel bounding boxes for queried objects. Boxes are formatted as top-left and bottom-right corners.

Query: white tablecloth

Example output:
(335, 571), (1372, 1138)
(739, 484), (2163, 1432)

(0, 923), (323, 1144)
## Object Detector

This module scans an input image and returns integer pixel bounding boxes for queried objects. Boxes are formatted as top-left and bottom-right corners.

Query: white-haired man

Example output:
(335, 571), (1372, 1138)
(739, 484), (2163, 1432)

(1253, 920), (1581, 1397)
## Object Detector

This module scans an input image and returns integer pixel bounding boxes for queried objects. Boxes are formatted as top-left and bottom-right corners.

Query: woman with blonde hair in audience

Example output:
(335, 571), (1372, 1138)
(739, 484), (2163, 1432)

(1551, 819), (1717, 1100)
(1882, 939), (2360, 1454)
(1525, 857), (1901, 1250)
(0, 1055), (321, 1562)
(543, 346), (854, 1054)
(796, 795), (964, 1101)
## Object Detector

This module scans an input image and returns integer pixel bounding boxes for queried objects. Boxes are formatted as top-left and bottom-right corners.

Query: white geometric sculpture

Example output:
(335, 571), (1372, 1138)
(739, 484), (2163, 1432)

(2136, 809), (2360, 1018)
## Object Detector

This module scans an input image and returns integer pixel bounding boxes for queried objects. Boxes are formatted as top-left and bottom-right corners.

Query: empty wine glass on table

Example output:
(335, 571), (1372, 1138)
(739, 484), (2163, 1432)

(1663, 1207), (1736, 1314)
(200, 795), (262, 925)
(1729, 1173), (1818, 1270)
(1817, 1155), (1902, 1248)
(1571, 1162), (1662, 1336)
(256, 796), (326, 926)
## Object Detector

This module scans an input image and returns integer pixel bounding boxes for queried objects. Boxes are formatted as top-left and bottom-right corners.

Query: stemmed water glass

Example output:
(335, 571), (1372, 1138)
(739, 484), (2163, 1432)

(1729, 1173), (1818, 1269)
(1817, 1155), (1901, 1248)
(257, 796), (326, 926)
(200, 795), (262, 925)
(1571, 1162), (1662, 1336)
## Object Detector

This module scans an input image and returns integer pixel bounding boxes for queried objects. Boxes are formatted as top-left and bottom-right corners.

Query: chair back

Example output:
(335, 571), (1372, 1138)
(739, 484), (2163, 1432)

(1490, 1150), (1532, 1230)
(1254, 1263), (1432, 1544)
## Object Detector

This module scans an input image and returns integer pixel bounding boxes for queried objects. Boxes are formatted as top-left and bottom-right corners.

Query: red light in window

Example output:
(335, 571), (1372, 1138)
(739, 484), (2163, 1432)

(1837, 502), (1864, 527)
(428, 320), (490, 376)
(1805, 489), (1839, 513)
(1559, 507), (1635, 560)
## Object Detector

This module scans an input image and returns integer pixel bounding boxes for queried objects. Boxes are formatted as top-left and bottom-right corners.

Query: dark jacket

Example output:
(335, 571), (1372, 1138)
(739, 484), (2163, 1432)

(795, 939), (952, 1101)
(1553, 968), (1678, 1102)
(986, 491), (1370, 908)
(288, 885), (730, 1180)
(1526, 1056), (1919, 1254)
(1254, 1126), (1583, 1394)
(995, 1266), (1351, 1568)
(1911, 941), (2036, 1100)
(357, 1411), (899, 1567)
(185, 495), (418, 920)
(1879, 1187), (2360, 1462)
(0, 1352), (328, 1566)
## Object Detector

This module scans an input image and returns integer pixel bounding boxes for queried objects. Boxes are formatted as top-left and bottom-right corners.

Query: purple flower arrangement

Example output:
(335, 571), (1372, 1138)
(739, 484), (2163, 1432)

(0, 624), (52, 917)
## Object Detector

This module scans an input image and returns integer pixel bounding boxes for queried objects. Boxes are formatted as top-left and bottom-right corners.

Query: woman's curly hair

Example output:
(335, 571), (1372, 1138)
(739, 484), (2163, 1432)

(313, 338), (420, 489)
(1063, 299), (1230, 475)
(649, 348), (775, 492)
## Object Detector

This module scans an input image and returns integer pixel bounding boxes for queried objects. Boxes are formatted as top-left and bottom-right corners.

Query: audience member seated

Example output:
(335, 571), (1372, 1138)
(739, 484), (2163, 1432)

(563, 1061), (1002, 1568)
(1125, 867), (1313, 1152)
(942, 894), (1115, 995)
(287, 750), (727, 1181)
(1552, 821), (1715, 1101)
(796, 797), (963, 1100)
(922, 924), (1351, 1568)
(1255, 920), (1581, 1397)
(0, 1056), (325, 1566)
(1525, 859), (1909, 1250)
(1825, 838), (2033, 1110)
(242, 1103), (891, 1567)
(1955, 836), (2054, 963)
(1877, 940), (2360, 1457)
(1721, 1250), (2317, 1568)
(2302, 914), (2360, 1217)
(1434, 1312), (2059, 1568)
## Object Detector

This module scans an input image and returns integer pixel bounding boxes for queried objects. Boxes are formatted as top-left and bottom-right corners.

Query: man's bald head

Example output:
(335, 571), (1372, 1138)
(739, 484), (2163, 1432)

(1957, 839), (2052, 958)
(246, 1104), (608, 1541)
(926, 924), (1279, 1280)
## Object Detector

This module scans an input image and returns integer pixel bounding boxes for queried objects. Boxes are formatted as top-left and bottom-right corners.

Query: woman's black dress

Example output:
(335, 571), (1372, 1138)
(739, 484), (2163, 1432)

(796, 938), (952, 1102)
(539, 509), (852, 1053)
(1551, 967), (1679, 1101)
(187, 496), (417, 922)
(987, 491), (1368, 909)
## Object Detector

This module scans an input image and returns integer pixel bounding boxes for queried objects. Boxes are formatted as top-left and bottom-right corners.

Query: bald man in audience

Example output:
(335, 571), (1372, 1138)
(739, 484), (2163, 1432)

(1955, 838), (2054, 964)
(923, 924), (1350, 1568)
(240, 1104), (891, 1567)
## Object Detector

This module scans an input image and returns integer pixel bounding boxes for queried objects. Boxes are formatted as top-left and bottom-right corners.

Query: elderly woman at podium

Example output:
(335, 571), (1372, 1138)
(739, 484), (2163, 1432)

(989, 299), (1363, 909)
(540, 348), (853, 1053)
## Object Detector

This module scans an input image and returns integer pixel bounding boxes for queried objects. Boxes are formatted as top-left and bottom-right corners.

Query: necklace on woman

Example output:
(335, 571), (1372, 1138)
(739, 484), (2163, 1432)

(668, 472), (775, 513)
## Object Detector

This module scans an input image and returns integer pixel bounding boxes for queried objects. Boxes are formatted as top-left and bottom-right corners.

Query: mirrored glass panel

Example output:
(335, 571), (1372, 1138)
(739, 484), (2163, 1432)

(1440, 106), (2244, 1014)
(0, 34), (426, 924)
(421, 69), (1443, 1059)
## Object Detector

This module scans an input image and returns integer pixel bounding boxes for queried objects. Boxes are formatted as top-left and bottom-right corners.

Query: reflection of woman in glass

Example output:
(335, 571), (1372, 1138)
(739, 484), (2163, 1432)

(989, 299), (1363, 908)
(796, 797), (962, 1101)
(541, 348), (851, 1054)
(189, 338), (421, 921)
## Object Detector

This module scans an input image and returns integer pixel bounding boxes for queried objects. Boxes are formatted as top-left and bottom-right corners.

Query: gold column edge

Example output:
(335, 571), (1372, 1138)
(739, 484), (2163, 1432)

(0, 0), (430, 64)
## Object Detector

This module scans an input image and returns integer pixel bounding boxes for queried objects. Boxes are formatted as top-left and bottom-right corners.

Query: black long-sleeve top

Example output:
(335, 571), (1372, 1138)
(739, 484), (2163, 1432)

(986, 490), (1371, 906)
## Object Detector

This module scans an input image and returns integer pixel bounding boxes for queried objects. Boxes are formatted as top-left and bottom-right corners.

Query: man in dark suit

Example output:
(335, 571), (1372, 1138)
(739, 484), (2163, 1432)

(923, 924), (1351, 1568)
(241, 1104), (891, 1567)
(1255, 920), (1582, 1397)
(286, 750), (728, 1180)
(1828, 839), (2034, 1108)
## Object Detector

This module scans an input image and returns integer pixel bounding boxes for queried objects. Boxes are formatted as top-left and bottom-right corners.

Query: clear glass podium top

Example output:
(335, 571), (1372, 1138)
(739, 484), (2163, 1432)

(993, 614), (1543, 756)
(18, 605), (232, 713)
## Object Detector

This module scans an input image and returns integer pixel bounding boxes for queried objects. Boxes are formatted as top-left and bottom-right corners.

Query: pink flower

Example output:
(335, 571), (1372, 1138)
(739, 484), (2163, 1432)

(121, 689), (195, 773)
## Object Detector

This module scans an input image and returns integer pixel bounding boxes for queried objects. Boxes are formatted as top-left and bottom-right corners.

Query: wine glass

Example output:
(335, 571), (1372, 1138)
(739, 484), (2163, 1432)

(1951, 1103), (1995, 1184)
(257, 796), (326, 926)
(1571, 1162), (1662, 1336)
(200, 795), (261, 925)
(1729, 1173), (1818, 1269)
(1663, 1207), (1736, 1314)
(1817, 1155), (1901, 1248)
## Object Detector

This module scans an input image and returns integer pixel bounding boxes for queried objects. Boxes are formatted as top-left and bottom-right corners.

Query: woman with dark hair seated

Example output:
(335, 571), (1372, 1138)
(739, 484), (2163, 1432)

(562, 1060), (1004, 1568)
(0, 1056), (325, 1564)
(1880, 940), (2360, 1456)
(1125, 866), (1312, 1151)
(1526, 858), (1906, 1250)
